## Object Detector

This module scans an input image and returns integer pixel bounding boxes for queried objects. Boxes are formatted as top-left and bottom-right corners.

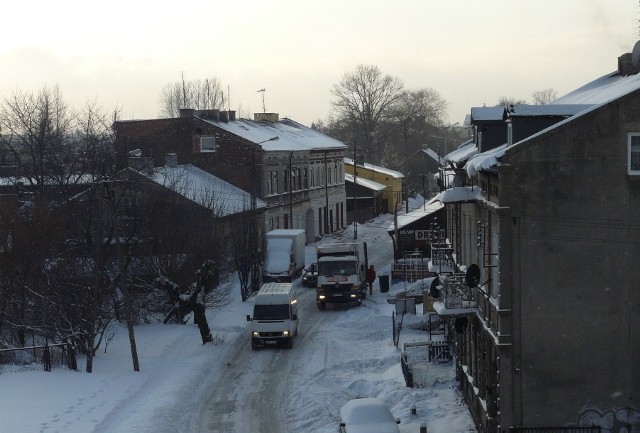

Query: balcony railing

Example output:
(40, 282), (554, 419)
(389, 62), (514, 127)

(441, 273), (477, 309)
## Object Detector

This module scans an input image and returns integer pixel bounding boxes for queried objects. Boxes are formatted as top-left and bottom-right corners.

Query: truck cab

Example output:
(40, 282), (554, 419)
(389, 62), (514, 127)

(246, 282), (299, 349)
(315, 242), (368, 310)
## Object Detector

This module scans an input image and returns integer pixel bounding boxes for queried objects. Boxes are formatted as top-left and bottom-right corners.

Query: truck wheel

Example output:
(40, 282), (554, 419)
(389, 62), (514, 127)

(251, 339), (258, 350)
(317, 302), (326, 311)
(286, 337), (294, 349)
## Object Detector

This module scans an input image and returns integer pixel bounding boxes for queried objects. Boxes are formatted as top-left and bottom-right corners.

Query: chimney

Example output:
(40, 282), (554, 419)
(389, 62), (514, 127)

(254, 112), (280, 122)
(228, 110), (236, 121)
(195, 109), (220, 121)
(179, 108), (194, 118)
(165, 153), (178, 168)
(220, 110), (229, 122)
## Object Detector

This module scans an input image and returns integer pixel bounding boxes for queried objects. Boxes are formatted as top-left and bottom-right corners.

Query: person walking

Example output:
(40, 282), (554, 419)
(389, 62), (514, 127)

(366, 264), (376, 295)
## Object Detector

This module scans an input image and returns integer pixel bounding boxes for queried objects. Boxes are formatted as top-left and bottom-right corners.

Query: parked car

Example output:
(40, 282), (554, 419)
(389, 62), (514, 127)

(339, 397), (400, 433)
(301, 263), (318, 288)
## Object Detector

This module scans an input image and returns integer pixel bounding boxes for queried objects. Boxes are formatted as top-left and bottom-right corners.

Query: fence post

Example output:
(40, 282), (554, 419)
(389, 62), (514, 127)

(43, 344), (51, 372)
(67, 343), (77, 371)
(420, 422), (427, 433)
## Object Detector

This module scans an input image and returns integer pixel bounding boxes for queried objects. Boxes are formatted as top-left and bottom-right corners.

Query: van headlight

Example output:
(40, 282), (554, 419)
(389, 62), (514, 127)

(283, 331), (289, 336)
(252, 332), (259, 337)
(350, 294), (357, 298)
(318, 295), (326, 300)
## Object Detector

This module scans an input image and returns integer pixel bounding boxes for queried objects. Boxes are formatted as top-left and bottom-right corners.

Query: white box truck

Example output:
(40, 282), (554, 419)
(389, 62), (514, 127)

(246, 282), (299, 349)
(262, 229), (306, 283)
(315, 242), (368, 310)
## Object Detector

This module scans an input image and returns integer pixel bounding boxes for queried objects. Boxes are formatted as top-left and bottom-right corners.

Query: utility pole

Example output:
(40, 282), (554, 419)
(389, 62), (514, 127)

(289, 152), (293, 228)
(353, 141), (358, 240)
(324, 151), (329, 234)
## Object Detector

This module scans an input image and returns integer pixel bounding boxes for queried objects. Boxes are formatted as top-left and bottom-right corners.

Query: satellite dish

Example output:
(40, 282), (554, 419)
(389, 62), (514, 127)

(465, 264), (481, 288)
(428, 277), (441, 299)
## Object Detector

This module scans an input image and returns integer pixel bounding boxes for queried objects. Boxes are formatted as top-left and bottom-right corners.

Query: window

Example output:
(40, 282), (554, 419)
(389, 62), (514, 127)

(200, 136), (216, 152)
(283, 170), (289, 192)
(629, 133), (640, 175)
(304, 168), (308, 189)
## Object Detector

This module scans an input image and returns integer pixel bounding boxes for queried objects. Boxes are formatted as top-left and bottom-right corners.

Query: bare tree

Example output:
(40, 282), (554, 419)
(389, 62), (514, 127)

(330, 65), (404, 163)
(497, 96), (528, 107)
(159, 77), (224, 118)
(531, 88), (557, 105)
(388, 88), (448, 154)
(229, 209), (263, 302)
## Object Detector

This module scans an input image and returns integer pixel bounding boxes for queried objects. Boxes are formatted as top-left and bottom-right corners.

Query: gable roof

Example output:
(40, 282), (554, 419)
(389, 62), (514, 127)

(343, 158), (404, 179)
(198, 117), (346, 152)
(150, 164), (266, 216)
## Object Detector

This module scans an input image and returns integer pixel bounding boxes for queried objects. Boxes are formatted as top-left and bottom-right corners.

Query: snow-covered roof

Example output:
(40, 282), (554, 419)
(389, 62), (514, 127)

(150, 164), (266, 216)
(442, 139), (477, 165)
(470, 106), (504, 121)
(387, 198), (444, 232)
(437, 186), (485, 204)
(466, 70), (640, 176)
(421, 148), (442, 164)
(465, 144), (507, 177)
(344, 173), (386, 191)
(344, 158), (404, 179)
(505, 104), (594, 117)
(198, 117), (346, 152)
(551, 70), (640, 106)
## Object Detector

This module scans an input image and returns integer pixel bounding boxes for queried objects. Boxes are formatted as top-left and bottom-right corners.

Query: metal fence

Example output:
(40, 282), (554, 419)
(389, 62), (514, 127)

(510, 427), (601, 433)
(0, 342), (77, 372)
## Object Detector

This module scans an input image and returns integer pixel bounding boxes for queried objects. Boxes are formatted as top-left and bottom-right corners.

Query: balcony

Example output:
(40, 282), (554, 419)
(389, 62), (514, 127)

(433, 273), (478, 316)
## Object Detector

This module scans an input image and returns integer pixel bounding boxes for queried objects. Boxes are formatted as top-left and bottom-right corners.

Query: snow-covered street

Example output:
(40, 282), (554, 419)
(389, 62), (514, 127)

(0, 215), (476, 433)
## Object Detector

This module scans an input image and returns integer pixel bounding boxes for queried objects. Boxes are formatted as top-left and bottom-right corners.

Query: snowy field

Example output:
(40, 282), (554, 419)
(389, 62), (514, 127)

(0, 213), (476, 433)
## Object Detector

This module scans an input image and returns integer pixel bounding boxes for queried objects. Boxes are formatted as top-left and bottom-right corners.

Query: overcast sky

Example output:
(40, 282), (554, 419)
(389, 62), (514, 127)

(1, 0), (638, 127)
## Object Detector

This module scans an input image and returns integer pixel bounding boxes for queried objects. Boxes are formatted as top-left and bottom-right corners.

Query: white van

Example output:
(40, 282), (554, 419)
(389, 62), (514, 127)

(246, 282), (299, 349)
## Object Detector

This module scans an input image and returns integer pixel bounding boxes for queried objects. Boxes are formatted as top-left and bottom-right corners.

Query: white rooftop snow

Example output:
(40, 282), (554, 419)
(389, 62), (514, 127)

(344, 173), (386, 191)
(387, 198), (444, 232)
(151, 164), (266, 216)
(466, 68), (640, 175)
(442, 139), (477, 166)
(421, 148), (442, 164)
(344, 158), (405, 179)
(470, 106), (504, 121)
(198, 117), (346, 152)
(505, 104), (593, 117)
(438, 186), (485, 204)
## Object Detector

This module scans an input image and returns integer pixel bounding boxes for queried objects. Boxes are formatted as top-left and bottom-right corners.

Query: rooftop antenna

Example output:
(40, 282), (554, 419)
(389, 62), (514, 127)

(257, 88), (266, 112)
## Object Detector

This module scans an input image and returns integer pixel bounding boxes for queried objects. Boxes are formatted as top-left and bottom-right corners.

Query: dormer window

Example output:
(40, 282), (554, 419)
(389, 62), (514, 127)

(628, 133), (640, 175)
(200, 136), (216, 152)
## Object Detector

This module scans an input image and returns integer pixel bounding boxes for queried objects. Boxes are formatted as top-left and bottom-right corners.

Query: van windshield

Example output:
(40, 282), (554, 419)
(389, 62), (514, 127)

(317, 261), (357, 275)
(254, 304), (290, 320)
